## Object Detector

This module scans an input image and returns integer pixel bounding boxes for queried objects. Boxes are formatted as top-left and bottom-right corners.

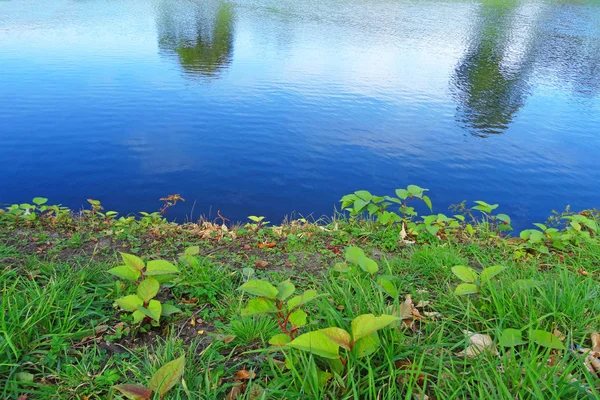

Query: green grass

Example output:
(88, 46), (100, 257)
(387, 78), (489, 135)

(0, 214), (599, 399)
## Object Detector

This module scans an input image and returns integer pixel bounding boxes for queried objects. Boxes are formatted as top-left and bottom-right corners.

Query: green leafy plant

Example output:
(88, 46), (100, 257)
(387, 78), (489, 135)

(499, 328), (565, 350)
(286, 313), (399, 363)
(114, 356), (185, 400)
(451, 265), (506, 295)
(237, 279), (318, 341)
(340, 185), (433, 226)
(472, 200), (512, 232)
(246, 215), (269, 230)
(108, 253), (181, 325)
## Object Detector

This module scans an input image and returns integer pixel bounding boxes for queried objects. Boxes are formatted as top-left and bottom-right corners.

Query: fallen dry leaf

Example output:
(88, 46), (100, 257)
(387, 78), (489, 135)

(257, 242), (276, 249)
(226, 383), (245, 400)
(18, 395), (28, 400)
(235, 370), (256, 381)
(389, 295), (423, 328)
(457, 331), (497, 358)
(553, 329), (566, 342)
(255, 260), (268, 269)
(591, 332), (600, 354)
(578, 269), (589, 276)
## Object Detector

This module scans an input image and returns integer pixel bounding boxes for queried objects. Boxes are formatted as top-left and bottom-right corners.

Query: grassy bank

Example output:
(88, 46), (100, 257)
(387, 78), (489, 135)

(1, 190), (599, 399)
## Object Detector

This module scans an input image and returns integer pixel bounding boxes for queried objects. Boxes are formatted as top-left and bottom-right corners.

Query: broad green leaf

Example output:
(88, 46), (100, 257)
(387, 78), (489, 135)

(148, 356), (186, 397)
(344, 246), (365, 265)
(454, 283), (479, 295)
(161, 304), (182, 316)
(132, 310), (145, 323)
(496, 214), (511, 224)
(531, 330), (565, 350)
(137, 300), (162, 322)
(287, 331), (339, 359)
(376, 276), (398, 298)
(358, 256), (379, 274)
(137, 277), (160, 302)
(288, 309), (307, 327)
(108, 266), (140, 282)
(145, 260), (179, 276)
(32, 197), (48, 206)
(354, 190), (372, 202)
(480, 266), (506, 283)
(499, 329), (527, 347)
(238, 280), (278, 299)
(113, 384), (152, 400)
(116, 295), (144, 312)
(276, 280), (295, 301)
(533, 223), (547, 231)
(269, 334), (291, 346)
(241, 298), (277, 316)
(426, 225), (440, 236)
(351, 314), (399, 342)
(333, 262), (351, 273)
(184, 246), (200, 256)
(120, 252), (145, 273)
(407, 185), (425, 197)
(352, 332), (380, 358)
(422, 195), (433, 211)
(353, 199), (368, 214)
(320, 327), (351, 350)
(395, 188), (409, 199)
(451, 266), (478, 283)
(287, 290), (318, 311)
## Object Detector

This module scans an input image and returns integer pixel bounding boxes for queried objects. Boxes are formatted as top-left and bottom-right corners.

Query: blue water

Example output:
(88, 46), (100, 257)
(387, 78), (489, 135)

(1, 0), (599, 229)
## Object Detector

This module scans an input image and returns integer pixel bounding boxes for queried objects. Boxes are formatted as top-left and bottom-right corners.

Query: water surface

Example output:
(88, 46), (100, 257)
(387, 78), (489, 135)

(1, 0), (599, 228)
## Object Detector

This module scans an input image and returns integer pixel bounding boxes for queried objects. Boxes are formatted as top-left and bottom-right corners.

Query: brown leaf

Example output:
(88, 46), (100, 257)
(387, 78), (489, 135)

(591, 332), (600, 354)
(257, 242), (276, 249)
(235, 370), (256, 381)
(18, 395), (29, 400)
(243, 244), (251, 250)
(553, 329), (566, 342)
(226, 383), (246, 400)
(577, 269), (589, 276)
(255, 260), (268, 269)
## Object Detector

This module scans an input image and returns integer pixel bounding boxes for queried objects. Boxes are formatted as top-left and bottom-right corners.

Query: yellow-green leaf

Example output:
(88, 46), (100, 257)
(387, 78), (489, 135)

(241, 298), (277, 317)
(451, 266), (478, 283)
(351, 314), (399, 342)
(108, 266), (140, 282)
(358, 256), (379, 274)
(531, 330), (565, 350)
(132, 310), (145, 323)
(345, 246), (365, 265)
(238, 280), (278, 299)
(319, 327), (351, 350)
(454, 283), (479, 296)
(148, 356), (185, 397)
(287, 331), (339, 359)
(480, 266), (506, 283)
(137, 277), (159, 302)
(160, 304), (182, 317)
(288, 309), (307, 327)
(116, 295), (144, 312)
(287, 290), (318, 311)
(276, 280), (295, 301)
(145, 260), (179, 276)
(184, 246), (199, 256)
(499, 328), (527, 347)
(352, 332), (380, 358)
(137, 300), (162, 322)
(269, 334), (291, 346)
(120, 252), (145, 273)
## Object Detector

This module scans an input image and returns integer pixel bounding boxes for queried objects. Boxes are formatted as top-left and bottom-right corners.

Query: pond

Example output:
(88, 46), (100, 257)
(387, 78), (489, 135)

(1, 0), (599, 229)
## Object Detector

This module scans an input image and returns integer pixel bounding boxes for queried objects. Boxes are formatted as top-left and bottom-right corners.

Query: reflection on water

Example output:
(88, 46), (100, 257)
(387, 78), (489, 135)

(1, 0), (600, 228)
(451, 1), (534, 137)
(158, 1), (235, 79)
